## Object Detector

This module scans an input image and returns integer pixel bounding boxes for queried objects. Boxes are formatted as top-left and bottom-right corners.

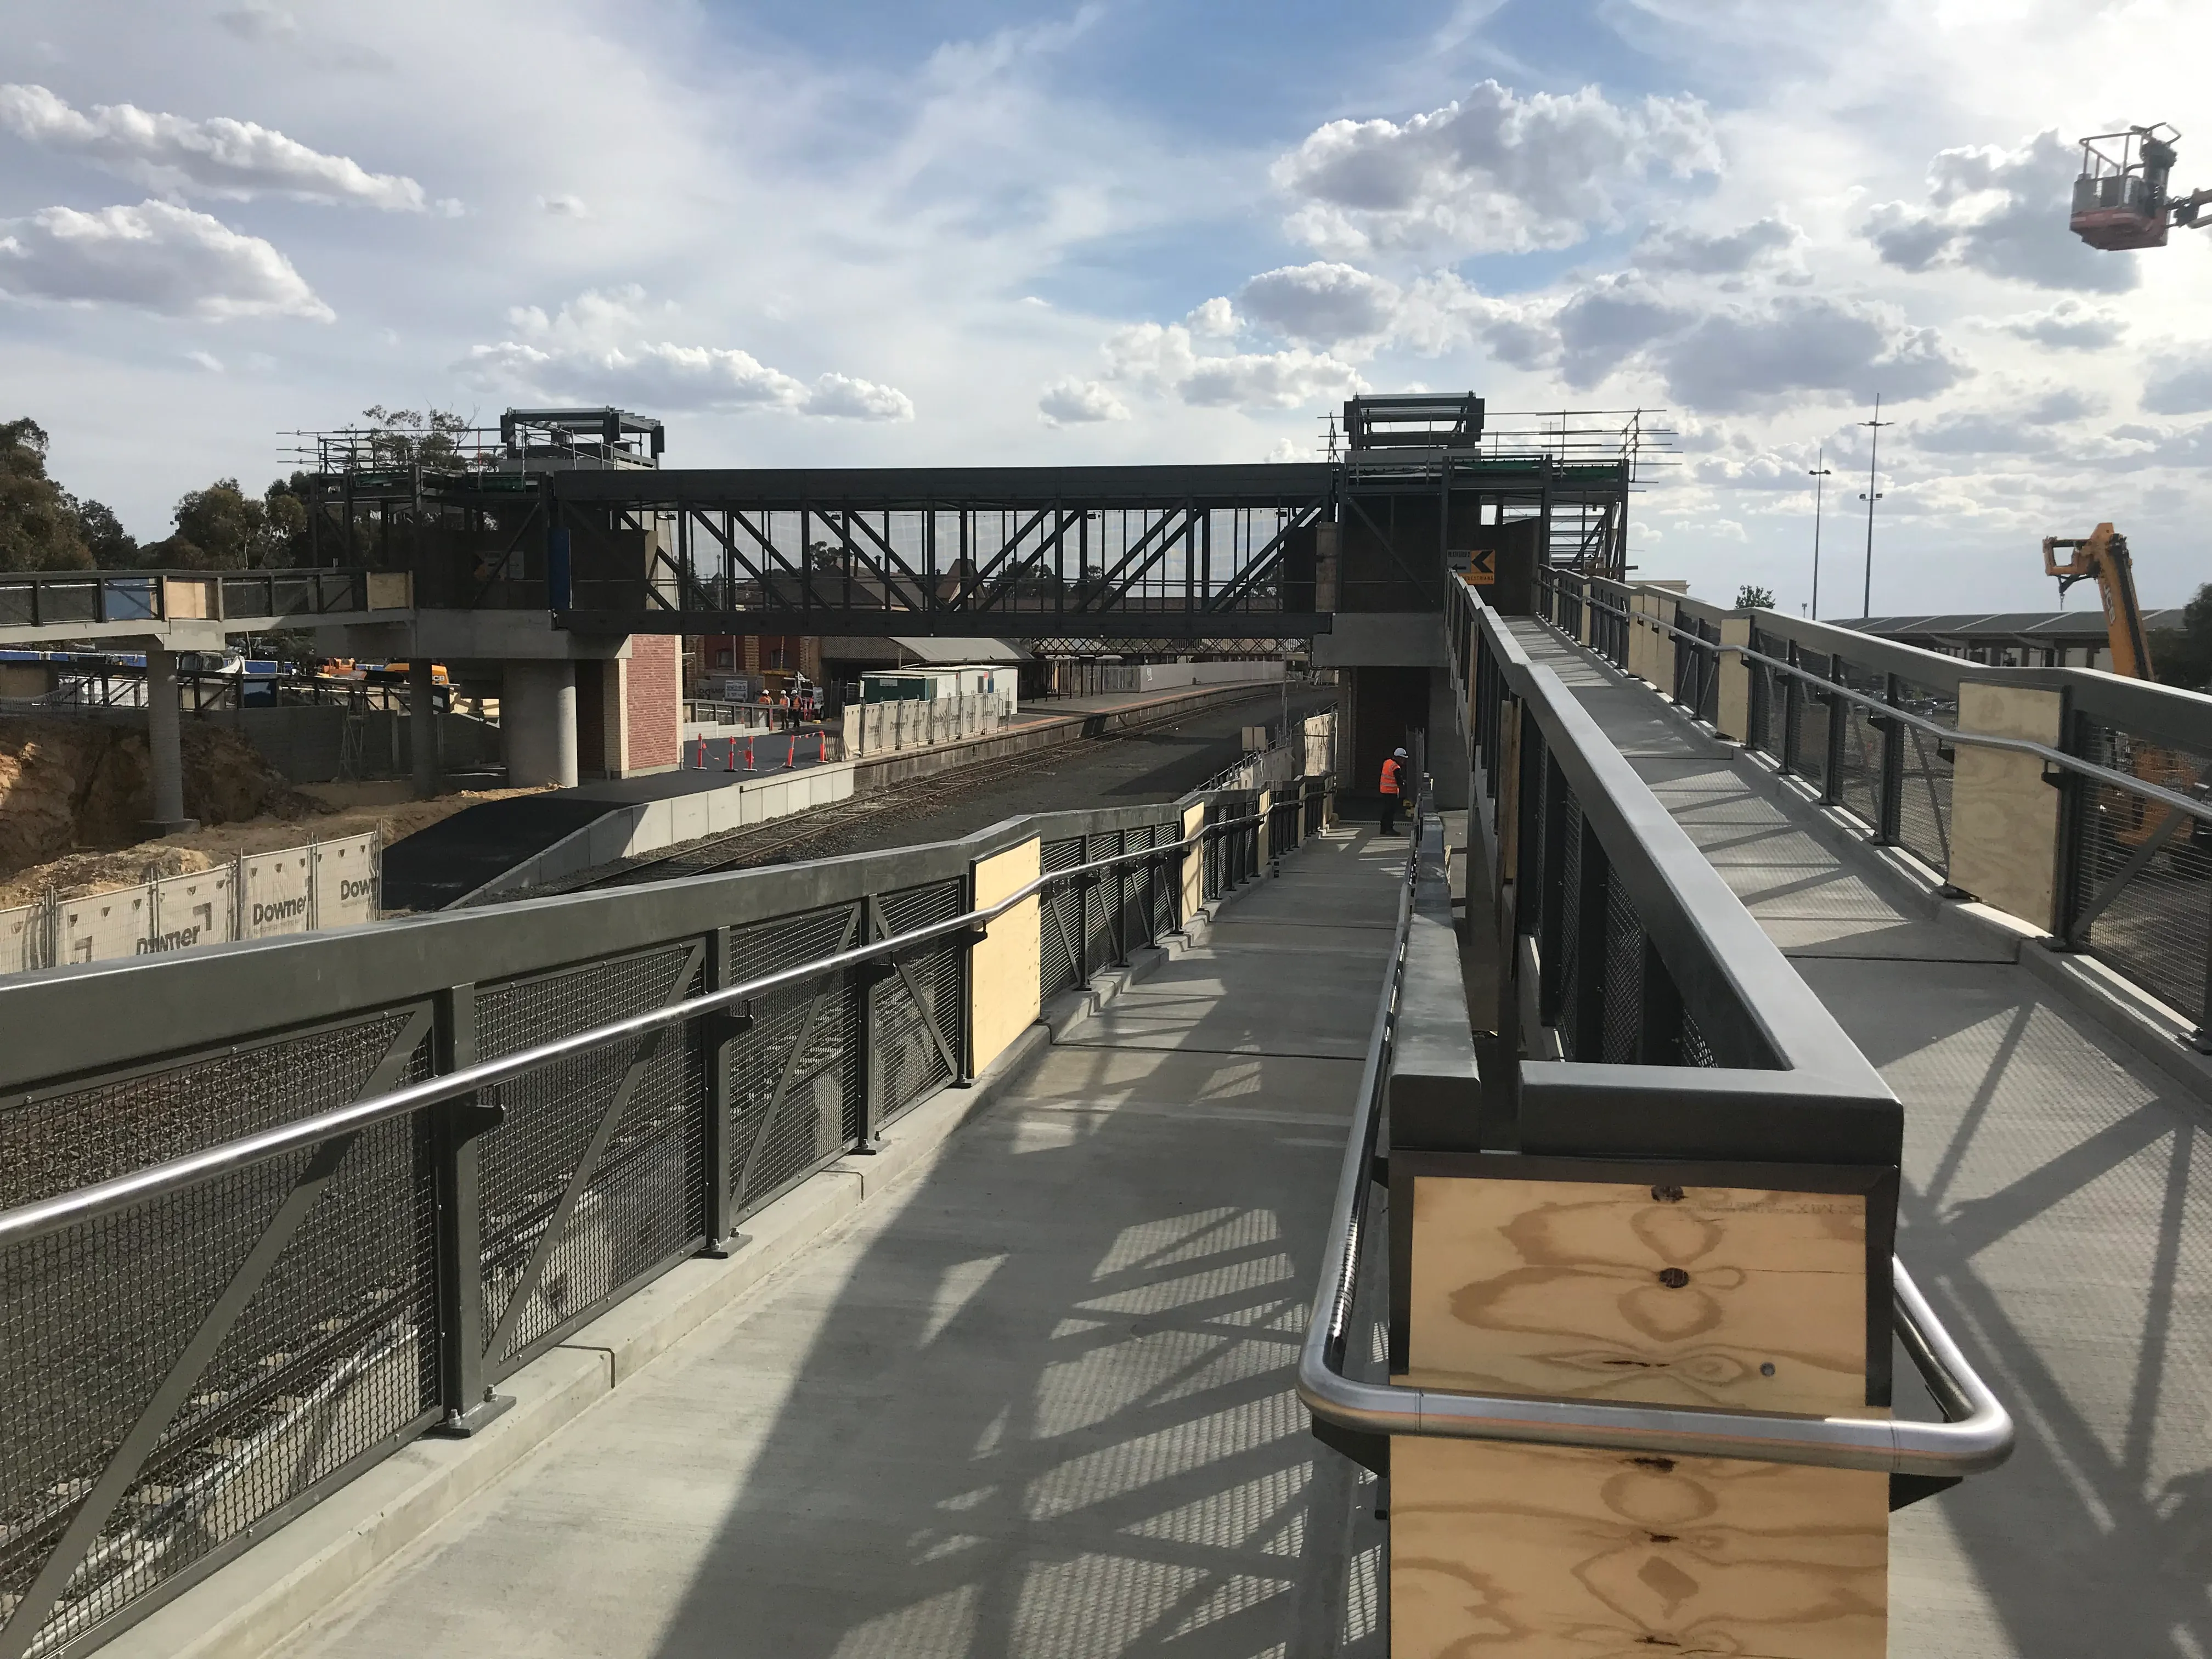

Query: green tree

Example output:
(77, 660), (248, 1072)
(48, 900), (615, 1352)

(149, 477), (298, 569)
(359, 404), (473, 469)
(1735, 583), (1775, 611)
(0, 418), (94, 571)
(2148, 581), (2212, 693)
(69, 494), (139, 567)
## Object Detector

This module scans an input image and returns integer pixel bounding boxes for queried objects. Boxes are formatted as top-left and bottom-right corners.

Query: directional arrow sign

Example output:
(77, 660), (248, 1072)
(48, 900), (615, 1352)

(1459, 548), (1496, 586)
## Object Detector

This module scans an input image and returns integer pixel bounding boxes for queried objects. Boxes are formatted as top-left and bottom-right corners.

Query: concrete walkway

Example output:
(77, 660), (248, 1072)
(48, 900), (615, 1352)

(1514, 620), (2212, 1659)
(269, 828), (1401, 1659)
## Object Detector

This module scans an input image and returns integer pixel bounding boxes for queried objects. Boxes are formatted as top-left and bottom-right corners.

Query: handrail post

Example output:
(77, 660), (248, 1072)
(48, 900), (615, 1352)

(1821, 653), (1847, 805)
(1876, 673), (1906, 847)
(1781, 641), (1803, 776)
(429, 983), (511, 1436)
(854, 895), (885, 1153)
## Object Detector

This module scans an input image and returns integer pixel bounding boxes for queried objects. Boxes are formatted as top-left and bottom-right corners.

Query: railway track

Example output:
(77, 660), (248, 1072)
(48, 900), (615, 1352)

(528, 689), (1333, 897)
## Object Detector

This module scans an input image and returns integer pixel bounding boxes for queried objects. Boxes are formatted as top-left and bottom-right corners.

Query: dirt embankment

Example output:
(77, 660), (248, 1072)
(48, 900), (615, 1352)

(0, 717), (548, 907)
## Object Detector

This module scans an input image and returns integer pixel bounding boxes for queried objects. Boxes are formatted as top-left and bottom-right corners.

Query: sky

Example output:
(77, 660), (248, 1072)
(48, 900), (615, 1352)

(2, 0), (2209, 613)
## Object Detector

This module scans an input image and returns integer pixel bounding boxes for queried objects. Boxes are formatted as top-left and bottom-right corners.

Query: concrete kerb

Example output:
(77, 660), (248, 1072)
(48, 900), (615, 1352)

(99, 832), (1327, 1659)
(1592, 637), (2212, 1106)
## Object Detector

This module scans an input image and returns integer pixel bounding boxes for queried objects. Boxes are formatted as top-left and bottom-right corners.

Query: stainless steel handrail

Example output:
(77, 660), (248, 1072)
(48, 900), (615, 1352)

(1296, 802), (2016, 1479)
(1551, 578), (2212, 825)
(0, 806), (1273, 1248)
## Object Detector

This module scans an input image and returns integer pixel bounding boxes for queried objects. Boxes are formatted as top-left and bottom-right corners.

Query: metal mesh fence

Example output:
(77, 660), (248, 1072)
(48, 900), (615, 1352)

(727, 904), (861, 1218)
(1793, 675), (1831, 795)
(1596, 869), (1644, 1064)
(2, 1039), (436, 1659)
(1040, 838), (1085, 1000)
(475, 944), (707, 1375)
(2068, 720), (2211, 1030)
(1744, 629), (1779, 757)
(1555, 797), (1585, 1054)
(1893, 678), (1957, 877)
(1832, 659), (1885, 832)
(873, 882), (963, 1126)
(1084, 833), (1118, 974)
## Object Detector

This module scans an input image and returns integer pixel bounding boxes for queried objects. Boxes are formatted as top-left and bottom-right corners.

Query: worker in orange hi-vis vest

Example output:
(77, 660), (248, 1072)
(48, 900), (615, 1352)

(1379, 747), (1409, 838)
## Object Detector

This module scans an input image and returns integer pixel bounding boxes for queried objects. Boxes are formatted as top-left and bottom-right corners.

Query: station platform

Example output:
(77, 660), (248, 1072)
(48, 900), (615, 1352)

(1509, 619), (2212, 1657)
(258, 826), (1403, 1659)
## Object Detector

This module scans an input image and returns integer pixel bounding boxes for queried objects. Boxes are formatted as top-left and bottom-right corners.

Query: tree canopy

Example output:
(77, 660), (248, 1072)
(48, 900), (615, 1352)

(1, 418), (94, 572)
(2148, 582), (2212, 694)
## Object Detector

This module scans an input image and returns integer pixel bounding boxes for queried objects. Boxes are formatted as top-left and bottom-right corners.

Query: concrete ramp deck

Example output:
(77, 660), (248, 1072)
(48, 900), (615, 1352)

(266, 828), (1402, 1659)
(1511, 619), (2212, 1659)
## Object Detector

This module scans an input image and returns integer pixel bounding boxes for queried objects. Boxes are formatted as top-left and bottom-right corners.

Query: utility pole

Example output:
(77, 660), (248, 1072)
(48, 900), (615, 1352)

(1858, 395), (1892, 618)
(1807, 449), (1832, 620)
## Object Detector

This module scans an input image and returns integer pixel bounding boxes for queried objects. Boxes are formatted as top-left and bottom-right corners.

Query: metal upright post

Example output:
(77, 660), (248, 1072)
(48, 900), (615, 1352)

(1781, 642), (1803, 776)
(1822, 655), (1847, 806)
(1877, 674), (1906, 845)
(430, 984), (511, 1436)
(698, 927), (746, 1256)
(853, 895), (885, 1154)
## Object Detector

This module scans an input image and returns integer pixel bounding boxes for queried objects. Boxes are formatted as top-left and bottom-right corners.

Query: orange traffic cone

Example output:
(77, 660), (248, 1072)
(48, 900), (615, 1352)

(725, 740), (737, 772)
(744, 738), (755, 771)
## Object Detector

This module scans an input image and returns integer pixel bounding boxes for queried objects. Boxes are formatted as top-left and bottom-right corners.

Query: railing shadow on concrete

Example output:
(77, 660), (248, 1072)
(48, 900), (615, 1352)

(0, 772), (1329, 1659)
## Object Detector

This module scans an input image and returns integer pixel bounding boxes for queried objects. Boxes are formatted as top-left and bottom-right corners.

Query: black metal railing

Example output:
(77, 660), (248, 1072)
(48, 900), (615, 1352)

(0, 569), (393, 635)
(1537, 567), (2212, 1039)
(0, 786), (1310, 1659)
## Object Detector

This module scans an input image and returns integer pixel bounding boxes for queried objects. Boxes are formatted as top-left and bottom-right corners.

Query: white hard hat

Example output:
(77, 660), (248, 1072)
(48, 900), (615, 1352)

(1393, 747), (1408, 757)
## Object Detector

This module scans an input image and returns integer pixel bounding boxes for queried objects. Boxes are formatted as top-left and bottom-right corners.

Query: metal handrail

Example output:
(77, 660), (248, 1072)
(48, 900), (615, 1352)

(0, 808), (1266, 1248)
(1296, 800), (2016, 1478)
(1555, 577), (2212, 826)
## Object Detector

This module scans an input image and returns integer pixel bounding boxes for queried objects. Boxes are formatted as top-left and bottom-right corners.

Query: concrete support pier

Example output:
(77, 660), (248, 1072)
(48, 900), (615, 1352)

(142, 641), (197, 834)
(504, 659), (578, 788)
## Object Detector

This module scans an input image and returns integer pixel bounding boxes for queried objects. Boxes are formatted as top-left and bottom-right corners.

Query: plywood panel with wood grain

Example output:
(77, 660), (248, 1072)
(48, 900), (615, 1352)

(1392, 1173), (1885, 1657)
(1405, 1177), (1868, 1415)
(1180, 801), (1205, 920)
(1948, 680), (2064, 931)
(1392, 1438), (1887, 1658)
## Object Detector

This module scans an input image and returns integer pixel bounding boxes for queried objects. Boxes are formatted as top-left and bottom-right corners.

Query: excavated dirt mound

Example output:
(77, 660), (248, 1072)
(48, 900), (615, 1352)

(0, 716), (329, 881)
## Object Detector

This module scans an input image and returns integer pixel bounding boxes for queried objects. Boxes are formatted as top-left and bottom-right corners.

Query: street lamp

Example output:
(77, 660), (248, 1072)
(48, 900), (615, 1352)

(1858, 394), (1893, 617)
(1807, 450), (1832, 619)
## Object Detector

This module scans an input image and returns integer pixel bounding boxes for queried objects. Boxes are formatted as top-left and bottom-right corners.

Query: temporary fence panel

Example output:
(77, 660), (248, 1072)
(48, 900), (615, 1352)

(311, 834), (381, 929)
(146, 867), (235, 956)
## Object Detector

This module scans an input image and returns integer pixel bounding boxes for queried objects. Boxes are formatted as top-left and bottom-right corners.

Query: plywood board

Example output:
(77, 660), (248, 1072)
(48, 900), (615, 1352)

(1405, 1177), (1867, 1415)
(1948, 681), (2063, 931)
(1392, 1438), (1887, 1658)
(969, 837), (1040, 1074)
(1395, 1174), (1886, 1656)
(1180, 802), (1205, 921)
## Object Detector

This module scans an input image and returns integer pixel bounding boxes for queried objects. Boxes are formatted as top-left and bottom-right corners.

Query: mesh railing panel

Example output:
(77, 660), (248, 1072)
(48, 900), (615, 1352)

(2, 1048), (436, 1658)
(1597, 868), (1645, 1064)
(1832, 660), (1885, 831)
(1084, 832), (1118, 973)
(1893, 679), (1957, 876)
(1744, 630), (1778, 757)
(2, 1012), (428, 1212)
(1793, 681), (1831, 795)
(873, 882), (964, 1125)
(1556, 798), (1585, 1055)
(474, 944), (707, 1374)
(2068, 721), (2211, 1030)
(1039, 838), (1085, 1000)
(727, 904), (862, 1217)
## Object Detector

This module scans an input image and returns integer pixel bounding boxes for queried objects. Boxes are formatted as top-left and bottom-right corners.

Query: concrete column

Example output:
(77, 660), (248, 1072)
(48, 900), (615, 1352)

(503, 660), (579, 788)
(143, 641), (197, 833)
(410, 657), (441, 799)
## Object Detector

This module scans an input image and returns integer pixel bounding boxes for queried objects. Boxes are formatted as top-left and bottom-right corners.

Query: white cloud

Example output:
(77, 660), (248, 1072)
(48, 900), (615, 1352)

(1863, 130), (2134, 294)
(1100, 320), (1364, 409)
(1271, 79), (1718, 258)
(1037, 377), (1128, 425)
(538, 193), (588, 217)
(461, 287), (912, 420)
(1237, 262), (1402, 348)
(2143, 348), (2212, 416)
(1652, 295), (1968, 412)
(0, 83), (427, 210)
(185, 349), (224, 371)
(0, 199), (332, 320)
(1555, 275), (1683, 386)
(1990, 300), (2124, 350)
(1183, 296), (1237, 337)
(1633, 216), (1804, 278)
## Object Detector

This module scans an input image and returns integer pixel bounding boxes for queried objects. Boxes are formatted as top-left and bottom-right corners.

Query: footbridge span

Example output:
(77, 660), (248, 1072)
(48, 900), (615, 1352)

(5, 536), (2212, 1657)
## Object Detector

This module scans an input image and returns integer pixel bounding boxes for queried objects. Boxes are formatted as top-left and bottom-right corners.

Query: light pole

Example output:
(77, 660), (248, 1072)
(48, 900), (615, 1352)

(1858, 394), (1892, 618)
(1807, 450), (1832, 619)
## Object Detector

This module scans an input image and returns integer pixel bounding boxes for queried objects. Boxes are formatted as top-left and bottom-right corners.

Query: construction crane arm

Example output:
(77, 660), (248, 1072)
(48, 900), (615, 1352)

(2044, 522), (2155, 679)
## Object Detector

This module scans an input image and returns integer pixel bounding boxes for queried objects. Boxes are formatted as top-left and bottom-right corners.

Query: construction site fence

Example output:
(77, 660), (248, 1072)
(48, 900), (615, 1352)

(0, 703), (504, 787)
(0, 831), (381, 975)
(0, 775), (1333, 1659)
(839, 691), (1003, 758)
(1538, 566), (2212, 1041)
